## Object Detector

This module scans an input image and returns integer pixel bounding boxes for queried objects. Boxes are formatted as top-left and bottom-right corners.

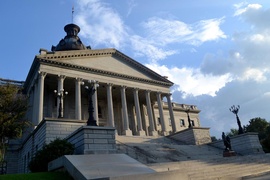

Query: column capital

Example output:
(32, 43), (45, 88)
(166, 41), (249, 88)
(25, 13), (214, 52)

(75, 77), (84, 82)
(133, 88), (140, 91)
(165, 93), (173, 99)
(38, 71), (47, 78)
(107, 83), (113, 87)
(58, 75), (66, 80)
(121, 85), (127, 89)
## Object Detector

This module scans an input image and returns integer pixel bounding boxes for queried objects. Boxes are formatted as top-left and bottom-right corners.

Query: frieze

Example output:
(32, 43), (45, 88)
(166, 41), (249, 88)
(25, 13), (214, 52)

(38, 58), (172, 87)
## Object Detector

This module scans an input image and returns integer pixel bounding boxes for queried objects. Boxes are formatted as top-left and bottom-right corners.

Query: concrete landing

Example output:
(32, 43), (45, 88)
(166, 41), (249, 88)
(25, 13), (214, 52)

(48, 154), (156, 180)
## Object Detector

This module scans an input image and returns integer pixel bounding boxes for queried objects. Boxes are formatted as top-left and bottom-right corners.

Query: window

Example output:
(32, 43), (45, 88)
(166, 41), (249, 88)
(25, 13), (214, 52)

(180, 119), (185, 127)
(191, 120), (195, 126)
(98, 105), (102, 118)
(157, 117), (161, 125)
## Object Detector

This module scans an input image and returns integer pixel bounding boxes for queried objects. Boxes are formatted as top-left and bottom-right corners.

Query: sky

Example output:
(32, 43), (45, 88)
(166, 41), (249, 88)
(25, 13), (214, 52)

(1, 0), (270, 138)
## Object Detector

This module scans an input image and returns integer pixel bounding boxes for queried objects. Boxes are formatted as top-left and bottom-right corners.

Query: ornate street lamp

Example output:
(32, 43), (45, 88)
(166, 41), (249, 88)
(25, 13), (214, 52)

(85, 80), (99, 126)
(54, 89), (68, 118)
(185, 108), (192, 128)
(229, 105), (244, 134)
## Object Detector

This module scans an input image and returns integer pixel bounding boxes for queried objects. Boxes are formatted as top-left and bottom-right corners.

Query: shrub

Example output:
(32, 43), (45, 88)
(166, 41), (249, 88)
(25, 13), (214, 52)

(28, 138), (74, 172)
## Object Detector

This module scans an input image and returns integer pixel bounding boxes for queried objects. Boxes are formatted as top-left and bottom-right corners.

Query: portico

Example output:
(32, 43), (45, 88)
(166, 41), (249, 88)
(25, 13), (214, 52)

(26, 65), (175, 136)
(23, 23), (200, 137)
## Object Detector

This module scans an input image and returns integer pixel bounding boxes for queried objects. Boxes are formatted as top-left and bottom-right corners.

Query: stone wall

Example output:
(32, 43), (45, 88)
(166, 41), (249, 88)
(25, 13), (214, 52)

(66, 126), (116, 154)
(168, 127), (211, 145)
(15, 118), (86, 173)
(209, 132), (264, 155)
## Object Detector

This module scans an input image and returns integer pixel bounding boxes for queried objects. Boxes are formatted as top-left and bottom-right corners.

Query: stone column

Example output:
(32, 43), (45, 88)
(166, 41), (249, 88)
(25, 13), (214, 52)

(57, 75), (66, 118)
(93, 82), (99, 125)
(157, 92), (168, 135)
(145, 90), (157, 136)
(166, 93), (177, 133)
(107, 83), (115, 127)
(133, 88), (145, 136)
(75, 78), (83, 120)
(31, 82), (38, 125)
(37, 71), (47, 124)
(120, 86), (132, 136)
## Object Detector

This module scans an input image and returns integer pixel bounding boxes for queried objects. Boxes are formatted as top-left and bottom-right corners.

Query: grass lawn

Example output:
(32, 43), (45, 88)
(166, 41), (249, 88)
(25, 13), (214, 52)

(0, 172), (73, 180)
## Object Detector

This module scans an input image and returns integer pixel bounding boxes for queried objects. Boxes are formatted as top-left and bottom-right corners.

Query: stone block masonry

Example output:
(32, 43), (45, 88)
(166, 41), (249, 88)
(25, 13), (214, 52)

(209, 132), (264, 155)
(168, 127), (212, 145)
(66, 126), (116, 155)
(15, 118), (86, 174)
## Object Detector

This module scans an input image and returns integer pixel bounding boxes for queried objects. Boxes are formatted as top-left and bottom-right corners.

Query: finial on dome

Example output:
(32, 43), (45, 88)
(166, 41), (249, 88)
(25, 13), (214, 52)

(72, 5), (74, 23)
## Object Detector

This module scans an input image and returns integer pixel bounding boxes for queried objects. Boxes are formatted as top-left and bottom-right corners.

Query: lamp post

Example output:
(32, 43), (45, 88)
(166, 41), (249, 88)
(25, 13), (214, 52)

(85, 80), (99, 126)
(185, 108), (192, 128)
(229, 105), (244, 134)
(54, 89), (68, 118)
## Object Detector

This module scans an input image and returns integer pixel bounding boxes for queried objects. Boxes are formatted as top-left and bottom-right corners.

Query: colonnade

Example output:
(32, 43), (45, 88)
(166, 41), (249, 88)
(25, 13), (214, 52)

(30, 72), (176, 136)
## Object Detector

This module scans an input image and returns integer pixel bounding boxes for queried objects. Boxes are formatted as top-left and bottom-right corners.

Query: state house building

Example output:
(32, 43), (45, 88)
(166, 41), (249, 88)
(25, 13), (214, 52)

(6, 23), (201, 173)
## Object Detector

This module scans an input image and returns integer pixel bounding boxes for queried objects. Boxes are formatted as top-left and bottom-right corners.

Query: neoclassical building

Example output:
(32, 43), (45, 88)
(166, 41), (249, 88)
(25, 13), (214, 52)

(24, 23), (200, 137)
(4, 23), (201, 173)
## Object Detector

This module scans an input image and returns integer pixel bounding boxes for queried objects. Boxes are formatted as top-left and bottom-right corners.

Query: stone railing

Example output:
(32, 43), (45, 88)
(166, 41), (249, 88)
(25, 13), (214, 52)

(168, 127), (212, 145)
(208, 132), (264, 155)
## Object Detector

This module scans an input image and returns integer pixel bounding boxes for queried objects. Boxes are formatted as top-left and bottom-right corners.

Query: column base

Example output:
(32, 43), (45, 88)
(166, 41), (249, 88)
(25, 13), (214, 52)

(161, 131), (169, 136)
(122, 129), (133, 136)
(137, 130), (146, 136)
(149, 130), (158, 136)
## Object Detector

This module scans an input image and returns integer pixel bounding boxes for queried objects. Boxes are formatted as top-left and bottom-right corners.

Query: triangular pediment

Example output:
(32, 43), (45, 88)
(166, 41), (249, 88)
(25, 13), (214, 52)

(38, 49), (173, 85)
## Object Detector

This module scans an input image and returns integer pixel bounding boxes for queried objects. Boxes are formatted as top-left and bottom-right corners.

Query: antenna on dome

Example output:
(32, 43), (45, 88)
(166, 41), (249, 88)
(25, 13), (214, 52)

(72, 5), (74, 23)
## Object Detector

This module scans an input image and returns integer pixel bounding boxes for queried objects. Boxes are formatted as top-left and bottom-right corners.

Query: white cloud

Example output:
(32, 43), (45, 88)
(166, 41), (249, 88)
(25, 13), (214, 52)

(239, 68), (268, 82)
(145, 63), (233, 98)
(75, 0), (128, 48)
(234, 3), (262, 16)
(141, 17), (226, 46)
(192, 18), (227, 44)
(126, 0), (137, 17)
(130, 35), (178, 62)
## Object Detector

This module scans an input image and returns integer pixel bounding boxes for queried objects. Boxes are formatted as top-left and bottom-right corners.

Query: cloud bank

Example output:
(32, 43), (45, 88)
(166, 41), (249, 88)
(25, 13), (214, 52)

(74, 0), (270, 137)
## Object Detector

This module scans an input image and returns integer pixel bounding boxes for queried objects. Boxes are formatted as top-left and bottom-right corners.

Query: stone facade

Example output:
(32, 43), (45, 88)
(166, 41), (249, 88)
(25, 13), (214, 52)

(3, 23), (201, 174)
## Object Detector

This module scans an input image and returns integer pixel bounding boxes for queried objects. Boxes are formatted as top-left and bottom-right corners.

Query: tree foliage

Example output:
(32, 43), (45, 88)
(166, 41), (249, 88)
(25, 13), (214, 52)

(244, 117), (270, 152)
(28, 138), (75, 172)
(0, 84), (29, 162)
(244, 117), (269, 140)
(226, 128), (238, 137)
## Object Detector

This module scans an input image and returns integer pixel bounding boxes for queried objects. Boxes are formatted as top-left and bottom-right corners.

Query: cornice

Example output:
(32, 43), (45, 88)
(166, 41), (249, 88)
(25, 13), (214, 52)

(38, 58), (173, 87)
(38, 48), (173, 85)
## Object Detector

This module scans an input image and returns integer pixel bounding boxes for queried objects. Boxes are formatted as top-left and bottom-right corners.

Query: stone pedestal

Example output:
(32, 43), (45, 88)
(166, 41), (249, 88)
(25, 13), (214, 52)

(122, 129), (133, 136)
(223, 150), (236, 157)
(137, 130), (146, 136)
(168, 127), (211, 145)
(149, 130), (158, 136)
(66, 126), (116, 154)
(209, 132), (264, 155)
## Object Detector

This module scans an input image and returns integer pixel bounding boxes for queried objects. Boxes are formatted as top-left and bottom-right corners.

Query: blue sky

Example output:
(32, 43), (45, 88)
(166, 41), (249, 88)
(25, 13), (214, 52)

(1, 0), (270, 138)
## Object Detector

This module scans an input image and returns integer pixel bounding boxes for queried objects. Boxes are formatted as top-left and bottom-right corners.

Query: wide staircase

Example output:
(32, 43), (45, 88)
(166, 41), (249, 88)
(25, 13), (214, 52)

(116, 135), (270, 180)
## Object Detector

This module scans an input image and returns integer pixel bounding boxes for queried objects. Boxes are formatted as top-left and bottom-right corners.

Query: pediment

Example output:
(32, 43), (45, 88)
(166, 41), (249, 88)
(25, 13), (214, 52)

(38, 49), (173, 85)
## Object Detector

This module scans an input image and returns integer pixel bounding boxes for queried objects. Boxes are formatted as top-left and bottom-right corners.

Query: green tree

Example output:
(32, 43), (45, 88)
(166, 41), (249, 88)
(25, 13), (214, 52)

(0, 84), (29, 162)
(261, 125), (270, 153)
(28, 138), (74, 172)
(244, 117), (269, 140)
(226, 128), (238, 137)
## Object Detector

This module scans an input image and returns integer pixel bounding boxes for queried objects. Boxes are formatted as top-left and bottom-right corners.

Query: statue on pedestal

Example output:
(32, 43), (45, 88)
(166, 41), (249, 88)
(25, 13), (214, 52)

(222, 132), (231, 151)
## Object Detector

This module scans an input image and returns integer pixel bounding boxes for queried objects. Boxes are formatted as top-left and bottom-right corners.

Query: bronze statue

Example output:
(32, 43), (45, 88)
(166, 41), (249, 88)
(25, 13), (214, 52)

(222, 132), (232, 151)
